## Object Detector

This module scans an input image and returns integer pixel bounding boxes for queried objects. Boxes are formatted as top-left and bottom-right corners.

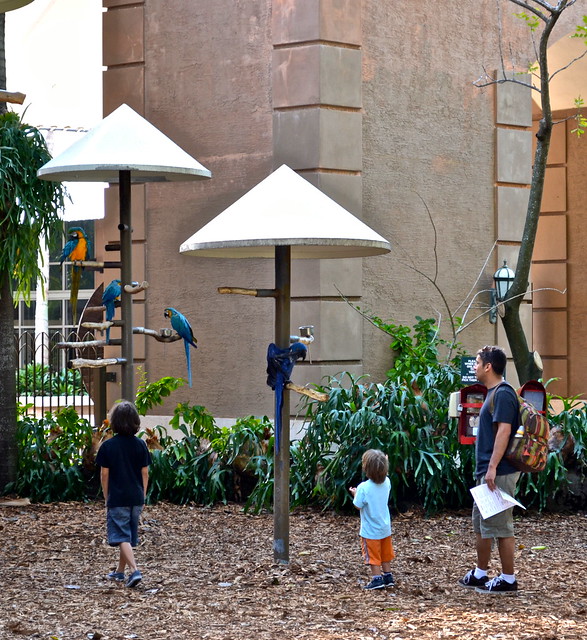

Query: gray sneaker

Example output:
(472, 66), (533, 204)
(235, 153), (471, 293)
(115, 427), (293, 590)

(125, 570), (142, 588)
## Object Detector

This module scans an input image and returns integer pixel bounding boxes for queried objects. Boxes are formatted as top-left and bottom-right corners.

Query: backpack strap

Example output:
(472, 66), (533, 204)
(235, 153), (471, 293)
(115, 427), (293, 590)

(488, 381), (518, 417)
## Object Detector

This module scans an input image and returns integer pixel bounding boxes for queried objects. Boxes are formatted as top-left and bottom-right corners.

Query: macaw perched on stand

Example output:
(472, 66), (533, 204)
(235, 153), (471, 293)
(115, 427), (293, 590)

(59, 227), (91, 325)
(164, 307), (198, 387)
(101, 279), (121, 344)
(266, 342), (307, 452)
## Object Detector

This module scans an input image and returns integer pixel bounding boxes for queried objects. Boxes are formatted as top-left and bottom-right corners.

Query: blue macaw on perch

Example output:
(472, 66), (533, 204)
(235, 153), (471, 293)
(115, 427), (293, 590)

(266, 342), (307, 452)
(101, 279), (121, 344)
(164, 307), (198, 387)
(59, 226), (91, 324)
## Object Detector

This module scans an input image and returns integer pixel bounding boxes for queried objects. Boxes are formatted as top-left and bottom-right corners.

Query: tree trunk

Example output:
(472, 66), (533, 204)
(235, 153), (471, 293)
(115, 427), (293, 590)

(0, 271), (17, 490)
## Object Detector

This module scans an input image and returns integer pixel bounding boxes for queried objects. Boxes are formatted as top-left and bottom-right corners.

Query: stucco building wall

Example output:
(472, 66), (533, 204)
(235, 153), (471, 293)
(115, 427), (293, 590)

(99, 1), (585, 417)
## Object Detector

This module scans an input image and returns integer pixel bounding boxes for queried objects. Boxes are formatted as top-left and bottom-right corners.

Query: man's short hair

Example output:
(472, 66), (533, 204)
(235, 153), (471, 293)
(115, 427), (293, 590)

(477, 345), (507, 376)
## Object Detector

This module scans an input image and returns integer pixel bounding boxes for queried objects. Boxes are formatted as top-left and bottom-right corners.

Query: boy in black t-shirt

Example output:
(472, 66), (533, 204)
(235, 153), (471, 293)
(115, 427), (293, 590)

(96, 400), (151, 588)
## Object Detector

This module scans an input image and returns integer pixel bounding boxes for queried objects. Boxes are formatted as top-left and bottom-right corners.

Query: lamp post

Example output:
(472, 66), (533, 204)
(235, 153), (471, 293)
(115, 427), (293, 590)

(489, 260), (515, 324)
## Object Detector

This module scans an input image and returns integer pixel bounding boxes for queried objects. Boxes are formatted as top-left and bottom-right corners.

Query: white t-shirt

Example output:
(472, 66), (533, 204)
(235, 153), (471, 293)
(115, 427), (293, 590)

(352, 476), (392, 539)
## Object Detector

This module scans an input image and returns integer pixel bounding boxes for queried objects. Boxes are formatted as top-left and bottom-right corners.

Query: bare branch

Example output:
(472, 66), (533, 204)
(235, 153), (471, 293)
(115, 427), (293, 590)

(549, 48), (587, 81)
(415, 193), (438, 283)
(453, 241), (498, 315)
(507, 0), (548, 20)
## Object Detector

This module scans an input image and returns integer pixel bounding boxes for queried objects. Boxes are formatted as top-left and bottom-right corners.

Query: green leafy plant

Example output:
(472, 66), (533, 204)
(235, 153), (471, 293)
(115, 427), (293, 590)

(135, 372), (185, 415)
(5, 406), (95, 502)
(17, 363), (86, 396)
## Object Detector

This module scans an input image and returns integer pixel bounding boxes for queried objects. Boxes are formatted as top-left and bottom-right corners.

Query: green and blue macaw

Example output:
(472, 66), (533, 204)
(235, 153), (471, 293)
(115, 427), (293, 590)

(59, 226), (91, 325)
(164, 307), (198, 387)
(101, 279), (121, 344)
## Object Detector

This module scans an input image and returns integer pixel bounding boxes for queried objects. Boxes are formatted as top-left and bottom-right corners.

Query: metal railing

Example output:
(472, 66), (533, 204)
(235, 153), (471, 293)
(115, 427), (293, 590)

(15, 330), (106, 425)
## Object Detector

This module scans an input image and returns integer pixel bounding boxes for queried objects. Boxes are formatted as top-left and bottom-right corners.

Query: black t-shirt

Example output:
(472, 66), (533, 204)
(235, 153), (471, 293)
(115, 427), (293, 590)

(475, 382), (519, 479)
(95, 435), (151, 507)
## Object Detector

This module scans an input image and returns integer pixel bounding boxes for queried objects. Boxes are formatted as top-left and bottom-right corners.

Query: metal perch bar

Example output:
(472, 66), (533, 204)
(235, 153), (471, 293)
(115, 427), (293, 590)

(285, 382), (329, 402)
(218, 286), (277, 298)
(69, 357), (126, 369)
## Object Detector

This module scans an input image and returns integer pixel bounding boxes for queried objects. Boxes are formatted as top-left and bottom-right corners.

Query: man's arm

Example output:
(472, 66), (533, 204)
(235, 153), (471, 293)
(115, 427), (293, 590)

(100, 467), (109, 504)
(142, 466), (149, 498)
(485, 421), (512, 491)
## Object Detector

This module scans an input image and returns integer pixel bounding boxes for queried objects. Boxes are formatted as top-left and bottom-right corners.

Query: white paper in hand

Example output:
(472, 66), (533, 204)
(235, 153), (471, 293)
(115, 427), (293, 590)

(470, 483), (525, 520)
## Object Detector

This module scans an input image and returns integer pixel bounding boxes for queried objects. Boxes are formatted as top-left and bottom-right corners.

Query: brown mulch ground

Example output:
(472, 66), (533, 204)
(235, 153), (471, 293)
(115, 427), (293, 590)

(1, 501), (586, 640)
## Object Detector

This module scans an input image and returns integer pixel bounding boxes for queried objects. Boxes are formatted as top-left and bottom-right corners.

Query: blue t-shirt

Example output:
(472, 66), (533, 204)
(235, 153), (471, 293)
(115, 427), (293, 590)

(352, 477), (392, 540)
(96, 434), (151, 508)
(475, 382), (519, 479)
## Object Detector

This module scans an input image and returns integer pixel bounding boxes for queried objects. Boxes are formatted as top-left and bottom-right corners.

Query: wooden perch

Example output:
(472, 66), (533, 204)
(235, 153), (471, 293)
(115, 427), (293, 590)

(67, 260), (122, 270)
(286, 382), (329, 402)
(133, 327), (183, 343)
(58, 339), (111, 348)
(218, 286), (276, 298)
(125, 280), (149, 294)
(0, 90), (26, 105)
(81, 321), (114, 331)
(69, 357), (126, 369)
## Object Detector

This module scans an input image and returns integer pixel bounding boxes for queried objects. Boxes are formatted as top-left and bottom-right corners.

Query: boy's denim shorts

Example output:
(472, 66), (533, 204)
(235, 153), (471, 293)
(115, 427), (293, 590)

(106, 505), (143, 547)
(472, 472), (520, 539)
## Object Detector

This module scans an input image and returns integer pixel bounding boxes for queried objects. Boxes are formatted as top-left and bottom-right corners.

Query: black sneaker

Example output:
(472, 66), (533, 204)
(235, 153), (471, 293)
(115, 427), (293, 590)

(364, 575), (385, 590)
(475, 576), (518, 595)
(383, 572), (395, 587)
(457, 569), (489, 589)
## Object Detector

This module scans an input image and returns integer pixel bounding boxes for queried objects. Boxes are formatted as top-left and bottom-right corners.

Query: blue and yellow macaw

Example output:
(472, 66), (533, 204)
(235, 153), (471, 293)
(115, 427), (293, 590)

(59, 227), (91, 324)
(164, 307), (198, 387)
(101, 279), (121, 344)
(266, 342), (307, 452)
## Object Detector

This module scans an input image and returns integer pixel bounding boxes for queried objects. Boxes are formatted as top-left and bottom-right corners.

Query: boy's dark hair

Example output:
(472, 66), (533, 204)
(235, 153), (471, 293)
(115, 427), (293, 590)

(109, 400), (141, 436)
(477, 345), (507, 376)
(362, 449), (388, 484)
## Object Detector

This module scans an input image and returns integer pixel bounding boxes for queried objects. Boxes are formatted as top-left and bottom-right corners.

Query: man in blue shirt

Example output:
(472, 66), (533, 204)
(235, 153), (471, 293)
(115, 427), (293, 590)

(458, 345), (520, 595)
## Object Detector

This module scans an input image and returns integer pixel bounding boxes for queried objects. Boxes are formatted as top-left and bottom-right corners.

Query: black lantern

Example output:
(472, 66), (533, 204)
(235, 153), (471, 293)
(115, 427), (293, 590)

(489, 260), (515, 323)
(494, 260), (515, 301)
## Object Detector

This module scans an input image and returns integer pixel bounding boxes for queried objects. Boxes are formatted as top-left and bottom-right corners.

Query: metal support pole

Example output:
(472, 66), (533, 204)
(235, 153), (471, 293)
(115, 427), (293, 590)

(119, 170), (134, 401)
(273, 245), (291, 563)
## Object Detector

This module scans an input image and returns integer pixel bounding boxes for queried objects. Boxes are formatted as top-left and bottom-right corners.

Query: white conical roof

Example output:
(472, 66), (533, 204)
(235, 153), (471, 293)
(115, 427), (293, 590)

(37, 104), (211, 183)
(180, 165), (390, 259)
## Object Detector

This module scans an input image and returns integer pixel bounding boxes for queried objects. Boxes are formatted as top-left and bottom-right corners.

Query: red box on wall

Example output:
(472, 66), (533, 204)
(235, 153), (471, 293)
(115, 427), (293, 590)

(458, 384), (487, 445)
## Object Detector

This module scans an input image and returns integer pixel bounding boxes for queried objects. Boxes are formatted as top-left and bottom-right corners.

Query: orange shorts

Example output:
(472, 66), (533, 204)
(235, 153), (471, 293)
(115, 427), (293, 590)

(361, 536), (395, 566)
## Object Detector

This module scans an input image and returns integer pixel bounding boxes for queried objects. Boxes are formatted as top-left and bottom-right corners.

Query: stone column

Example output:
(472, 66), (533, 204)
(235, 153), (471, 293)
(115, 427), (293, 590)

(272, 0), (364, 386)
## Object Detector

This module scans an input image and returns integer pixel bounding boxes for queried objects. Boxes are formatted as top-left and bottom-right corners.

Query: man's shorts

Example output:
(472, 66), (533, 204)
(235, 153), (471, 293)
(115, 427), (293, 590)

(360, 536), (395, 566)
(106, 505), (143, 547)
(472, 472), (520, 539)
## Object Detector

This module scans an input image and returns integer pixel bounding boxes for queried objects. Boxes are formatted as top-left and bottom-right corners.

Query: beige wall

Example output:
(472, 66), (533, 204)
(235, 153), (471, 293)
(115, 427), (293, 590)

(99, 1), (587, 416)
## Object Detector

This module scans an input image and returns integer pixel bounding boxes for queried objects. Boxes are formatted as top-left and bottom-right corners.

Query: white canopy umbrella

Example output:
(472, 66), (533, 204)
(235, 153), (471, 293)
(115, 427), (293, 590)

(180, 164), (390, 562)
(181, 164), (389, 258)
(38, 104), (211, 400)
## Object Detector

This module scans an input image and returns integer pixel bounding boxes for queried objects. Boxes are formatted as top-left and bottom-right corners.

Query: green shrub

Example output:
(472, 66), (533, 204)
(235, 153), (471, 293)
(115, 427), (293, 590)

(292, 369), (472, 515)
(6, 406), (95, 502)
(17, 363), (86, 396)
